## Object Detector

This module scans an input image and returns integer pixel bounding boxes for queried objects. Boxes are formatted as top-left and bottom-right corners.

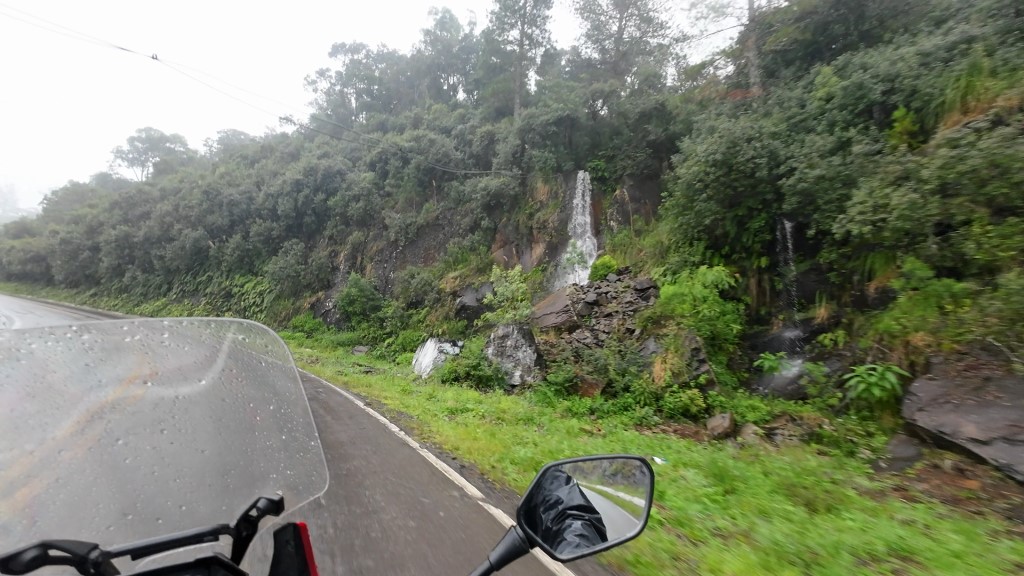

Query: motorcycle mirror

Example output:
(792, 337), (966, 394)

(515, 455), (654, 563)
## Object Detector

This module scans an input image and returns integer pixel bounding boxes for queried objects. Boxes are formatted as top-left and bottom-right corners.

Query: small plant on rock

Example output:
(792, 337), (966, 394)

(842, 363), (911, 410)
(753, 351), (788, 374)
(588, 254), (618, 282)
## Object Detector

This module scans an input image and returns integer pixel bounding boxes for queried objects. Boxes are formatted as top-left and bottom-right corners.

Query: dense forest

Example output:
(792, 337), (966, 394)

(2, 0), (1023, 404)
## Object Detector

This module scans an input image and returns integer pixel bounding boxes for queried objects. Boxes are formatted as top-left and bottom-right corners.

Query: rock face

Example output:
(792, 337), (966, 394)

(485, 324), (542, 389)
(531, 269), (658, 343)
(412, 338), (462, 379)
(737, 423), (765, 444)
(707, 413), (736, 439)
(531, 286), (581, 331)
(455, 282), (493, 323)
(903, 375), (1024, 483)
(606, 177), (661, 234)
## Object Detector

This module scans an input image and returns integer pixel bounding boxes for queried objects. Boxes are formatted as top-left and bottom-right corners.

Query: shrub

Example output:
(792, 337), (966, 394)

(539, 363), (577, 397)
(641, 266), (746, 386)
(842, 363), (911, 411)
(478, 265), (533, 326)
(266, 240), (307, 298)
(437, 338), (507, 391)
(660, 388), (707, 421)
(289, 312), (327, 337)
(588, 254), (619, 282)
(815, 330), (849, 350)
(754, 351), (788, 374)
(375, 329), (427, 361)
(336, 273), (385, 328)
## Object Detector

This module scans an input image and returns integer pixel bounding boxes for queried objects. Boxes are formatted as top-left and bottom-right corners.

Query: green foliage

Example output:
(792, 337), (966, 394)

(588, 254), (618, 282)
(335, 273), (384, 328)
(289, 312), (328, 337)
(659, 387), (707, 421)
(815, 329), (849, 351)
(869, 258), (976, 365)
(753, 351), (788, 374)
(842, 364), (912, 411)
(437, 337), (506, 391)
(376, 328), (427, 361)
(887, 106), (923, 148)
(642, 266), (746, 385)
(478, 265), (532, 326)
(663, 115), (790, 268)
(538, 362), (577, 397)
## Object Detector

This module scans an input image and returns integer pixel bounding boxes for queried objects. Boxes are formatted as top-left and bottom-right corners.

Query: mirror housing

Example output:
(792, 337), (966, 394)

(515, 455), (654, 563)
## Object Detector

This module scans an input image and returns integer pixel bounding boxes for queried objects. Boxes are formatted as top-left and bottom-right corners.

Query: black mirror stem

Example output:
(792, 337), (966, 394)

(468, 525), (532, 576)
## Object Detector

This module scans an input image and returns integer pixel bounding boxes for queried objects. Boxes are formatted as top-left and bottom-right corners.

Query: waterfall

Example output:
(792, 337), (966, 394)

(553, 170), (599, 289)
(775, 218), (803, 354)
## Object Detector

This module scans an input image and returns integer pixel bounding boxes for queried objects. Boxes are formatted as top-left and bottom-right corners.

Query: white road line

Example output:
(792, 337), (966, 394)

(324, 382), (487, 500)
(310, 373), (576, 576)
(580, 482), (647, 507)
(477, 502), (578, 576)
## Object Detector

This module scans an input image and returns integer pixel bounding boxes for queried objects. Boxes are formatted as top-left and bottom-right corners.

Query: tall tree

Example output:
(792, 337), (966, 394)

(573, 0), (675, 86)
(486, 0), (554, 121)
(686, 0), (785, 94)
(110, 127), (194, 181)
(415, 8), (478, 103)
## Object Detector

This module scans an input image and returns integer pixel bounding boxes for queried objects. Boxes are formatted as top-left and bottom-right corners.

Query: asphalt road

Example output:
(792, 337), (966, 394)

(0, 293), (115, 328)
(580, 487), (640, 541)
(0, 294), (621, 576)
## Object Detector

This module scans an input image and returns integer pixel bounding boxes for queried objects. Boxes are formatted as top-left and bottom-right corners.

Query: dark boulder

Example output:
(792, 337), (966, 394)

(455, 282), (493, 323)
(485, 324), (542, 389)
(632, 278), (656, 291)
(706, 412), (736, 439)
(872, 434), (924, 474)
(903, 375), (1024, 483)
(531, 286), (579, 331)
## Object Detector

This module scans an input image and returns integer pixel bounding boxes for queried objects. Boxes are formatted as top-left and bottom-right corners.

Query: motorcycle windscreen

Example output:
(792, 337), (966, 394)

(0, 318), (328, 572)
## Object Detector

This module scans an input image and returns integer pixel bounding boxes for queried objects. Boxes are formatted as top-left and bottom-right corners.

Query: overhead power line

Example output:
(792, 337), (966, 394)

(0, 3), (517, 176)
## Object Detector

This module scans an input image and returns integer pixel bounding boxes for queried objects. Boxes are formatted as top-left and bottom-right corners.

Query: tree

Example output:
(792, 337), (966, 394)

(573, 0), (675, 86)
(486, 0), (554, 121)
(415, 8), (478, 103)
(110, 127), (194, 181)
(686, 0), (785, 94)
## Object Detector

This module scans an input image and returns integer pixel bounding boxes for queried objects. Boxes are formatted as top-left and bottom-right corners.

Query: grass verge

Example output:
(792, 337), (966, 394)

(283, 333), (1024, 576)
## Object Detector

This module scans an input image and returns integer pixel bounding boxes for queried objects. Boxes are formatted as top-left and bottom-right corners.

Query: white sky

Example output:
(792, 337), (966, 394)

(0, 0), (719, 209)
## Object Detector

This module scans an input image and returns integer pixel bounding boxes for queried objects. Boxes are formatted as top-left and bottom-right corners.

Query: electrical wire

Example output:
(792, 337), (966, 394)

(0, 3), (517, 176)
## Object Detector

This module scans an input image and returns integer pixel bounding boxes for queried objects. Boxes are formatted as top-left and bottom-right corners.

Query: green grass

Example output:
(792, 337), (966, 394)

(285, 334), (1024, 576)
